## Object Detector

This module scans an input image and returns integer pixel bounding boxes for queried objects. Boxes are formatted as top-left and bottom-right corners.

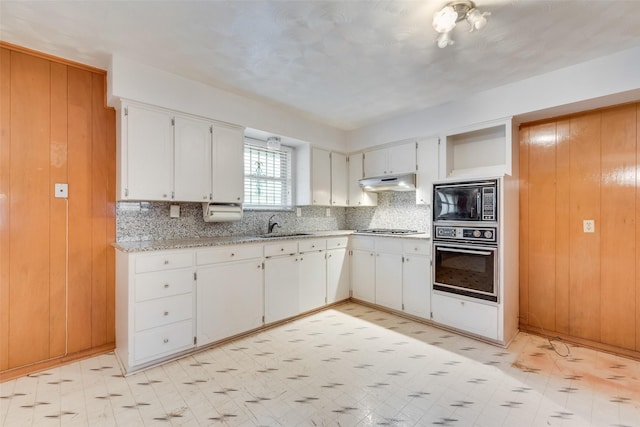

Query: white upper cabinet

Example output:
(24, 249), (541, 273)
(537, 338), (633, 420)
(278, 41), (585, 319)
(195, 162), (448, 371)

(297, 145), (348, 207)
(174, 116), (212, 202)
(118, 101), (245, 203)
(122, 104), (174, 201)
(363, 141), (417, 178)
(212, 124), (244, 204)
(347, 152), (377, 207)
(415, 137), (440, 205)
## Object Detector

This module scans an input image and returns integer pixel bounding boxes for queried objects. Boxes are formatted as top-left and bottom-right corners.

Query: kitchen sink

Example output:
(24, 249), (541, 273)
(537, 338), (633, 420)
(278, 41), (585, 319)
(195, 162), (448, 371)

(257, 232), (311, 239)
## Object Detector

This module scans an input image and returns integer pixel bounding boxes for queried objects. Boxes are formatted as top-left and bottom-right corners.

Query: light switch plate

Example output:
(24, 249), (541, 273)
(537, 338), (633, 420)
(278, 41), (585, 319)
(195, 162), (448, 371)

(170, 204), (180, 218)
(583, 219), (595, 233)
(54, 183), (68, 198)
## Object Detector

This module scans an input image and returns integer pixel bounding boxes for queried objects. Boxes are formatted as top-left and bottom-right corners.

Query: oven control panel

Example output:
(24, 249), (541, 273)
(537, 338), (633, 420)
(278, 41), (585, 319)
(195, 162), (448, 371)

(434, 226), (497, 243)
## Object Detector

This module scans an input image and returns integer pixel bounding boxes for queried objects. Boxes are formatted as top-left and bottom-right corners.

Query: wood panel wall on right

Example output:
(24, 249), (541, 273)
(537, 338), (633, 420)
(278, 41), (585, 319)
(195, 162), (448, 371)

(519, 102), (640, 355)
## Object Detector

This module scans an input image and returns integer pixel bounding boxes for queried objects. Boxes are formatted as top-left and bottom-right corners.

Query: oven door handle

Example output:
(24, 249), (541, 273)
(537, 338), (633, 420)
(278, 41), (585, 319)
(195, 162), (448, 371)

(436, 247), (493, 256)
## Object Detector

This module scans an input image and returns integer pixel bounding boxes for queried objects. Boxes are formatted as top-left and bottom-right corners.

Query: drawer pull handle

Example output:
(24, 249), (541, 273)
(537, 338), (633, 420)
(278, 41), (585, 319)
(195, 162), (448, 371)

(164, 311), (169, 316)
(163, 338), (169, 344)
(164, 260), (169, 265)
(164, 283), (169, 289)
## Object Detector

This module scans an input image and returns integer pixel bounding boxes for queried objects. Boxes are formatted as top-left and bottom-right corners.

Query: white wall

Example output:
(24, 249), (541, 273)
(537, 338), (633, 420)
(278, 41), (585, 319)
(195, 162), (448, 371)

(347, 46), (640, 152)
(108, 55), (347, 151)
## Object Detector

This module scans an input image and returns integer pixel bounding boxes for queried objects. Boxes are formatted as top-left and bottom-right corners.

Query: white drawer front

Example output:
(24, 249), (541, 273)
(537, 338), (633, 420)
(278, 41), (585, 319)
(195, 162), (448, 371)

(135, 269), (193, 302)
(264, 241), (298, 257)
(135, 293), (193, 332)
(403, 241), (431, 256)
(298, 239), (326, 253)
(375, 237), (403, 252)
(350, 236), (374, 250)
(197, 244), (263, 265)
(326, 237), (348, 250)
(134, 320), (194, 363)
(431, 293), (498, 340)
(135, 251), (193, 273)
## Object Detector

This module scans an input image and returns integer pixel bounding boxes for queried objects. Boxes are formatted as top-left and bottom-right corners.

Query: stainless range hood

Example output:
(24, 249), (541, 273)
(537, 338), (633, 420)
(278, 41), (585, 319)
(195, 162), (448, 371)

(358, 173), (416, 192)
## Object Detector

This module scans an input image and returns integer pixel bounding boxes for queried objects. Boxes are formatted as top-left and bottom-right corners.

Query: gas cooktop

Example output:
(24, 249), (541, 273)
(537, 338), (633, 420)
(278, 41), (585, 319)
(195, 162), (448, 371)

(355, 228), (422, 235)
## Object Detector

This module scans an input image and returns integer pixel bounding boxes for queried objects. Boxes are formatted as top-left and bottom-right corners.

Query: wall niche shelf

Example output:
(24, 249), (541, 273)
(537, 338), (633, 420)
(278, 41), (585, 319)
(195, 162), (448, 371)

(442, 118), (514, 178)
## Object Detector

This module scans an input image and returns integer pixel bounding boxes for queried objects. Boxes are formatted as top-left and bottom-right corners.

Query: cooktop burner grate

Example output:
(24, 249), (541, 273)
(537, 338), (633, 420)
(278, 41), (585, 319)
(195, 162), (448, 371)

(355, 228), (421, 235)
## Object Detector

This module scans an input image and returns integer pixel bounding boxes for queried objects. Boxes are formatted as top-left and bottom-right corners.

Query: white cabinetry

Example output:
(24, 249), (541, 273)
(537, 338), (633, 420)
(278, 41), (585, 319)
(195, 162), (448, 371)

(298, 239), (327, 312)
(431, 293), (498, 340)
(347, 152), (377, 207)
(374, 239), (403, 311)
(297, 146), (348, 206)
(402, 241), (431, 318)
(363, 141), (417, 178)
(442, 117), (514, 178)
(350, 237), (376, 303)
(264, 241), (299, 323)
(115, 249), (196, 373)
(415, 137), (440, 205)
(118, 101), (245, 203)
(326, 237), (350, 303)
(195, 244), (263, 347)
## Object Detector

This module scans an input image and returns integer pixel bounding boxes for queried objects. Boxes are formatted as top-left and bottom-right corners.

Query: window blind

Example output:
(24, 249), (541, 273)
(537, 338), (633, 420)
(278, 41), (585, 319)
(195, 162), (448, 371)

(244, 140), (293, 209)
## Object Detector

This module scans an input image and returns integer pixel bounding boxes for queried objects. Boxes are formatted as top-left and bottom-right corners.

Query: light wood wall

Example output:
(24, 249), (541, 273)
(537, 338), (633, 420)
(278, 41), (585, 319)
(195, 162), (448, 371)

(0, 44), (116, 379)
(519, 102), (639, 357)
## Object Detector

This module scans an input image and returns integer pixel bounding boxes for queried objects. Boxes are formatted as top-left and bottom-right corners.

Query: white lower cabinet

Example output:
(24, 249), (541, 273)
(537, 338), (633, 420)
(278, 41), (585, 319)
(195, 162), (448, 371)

(350, 237), (376, 303)
(326, 237), (350, 303)
(264, 254), (300, 323)
(196, 244), (263, 347)
(431, 293), (498, 340)
(299, 239), (327, 313)
(116, 249), (196, 373)
(374, 239), (403, 311)
(402, 241), (432, 318)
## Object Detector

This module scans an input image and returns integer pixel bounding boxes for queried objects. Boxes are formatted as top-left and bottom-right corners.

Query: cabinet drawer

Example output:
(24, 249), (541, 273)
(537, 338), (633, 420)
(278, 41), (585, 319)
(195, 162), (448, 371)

(135, 251), (193, 273)
(196, 244), (262, 265)
(375, 237), (403, 252)
(135, 269), (193, 302)
(326, 237), (348, 250)
(350, 236), (374, 250)
(264, 241), (298, 257)
(431, 293), (498, 340)
(135, 293), (193, 332)
(134, 320), (194, 363)
(403, 241), (431, 256)
(298, 239), (326, 253)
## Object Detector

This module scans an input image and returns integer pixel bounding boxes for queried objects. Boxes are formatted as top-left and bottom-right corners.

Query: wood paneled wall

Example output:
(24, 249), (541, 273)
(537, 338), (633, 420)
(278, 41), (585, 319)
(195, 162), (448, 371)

(0, 44), (115, 379)
(519, 103), (639, 357)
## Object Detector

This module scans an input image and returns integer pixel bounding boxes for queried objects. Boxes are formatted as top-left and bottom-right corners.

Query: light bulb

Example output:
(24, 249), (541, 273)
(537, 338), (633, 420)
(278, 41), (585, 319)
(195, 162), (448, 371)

(432, 6), (458, 33)
(436, 31), (454, 48)
(466, 8), (490, 32)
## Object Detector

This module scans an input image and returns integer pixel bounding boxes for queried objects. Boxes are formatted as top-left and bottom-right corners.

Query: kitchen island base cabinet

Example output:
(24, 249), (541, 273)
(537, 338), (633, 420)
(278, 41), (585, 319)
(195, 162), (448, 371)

(431, 293), (498, 340)
(196, 260), (263, 347)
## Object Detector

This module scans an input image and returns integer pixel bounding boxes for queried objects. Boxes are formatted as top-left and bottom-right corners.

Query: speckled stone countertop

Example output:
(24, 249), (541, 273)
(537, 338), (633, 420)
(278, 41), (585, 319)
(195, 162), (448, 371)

(114, 230), (431, 253)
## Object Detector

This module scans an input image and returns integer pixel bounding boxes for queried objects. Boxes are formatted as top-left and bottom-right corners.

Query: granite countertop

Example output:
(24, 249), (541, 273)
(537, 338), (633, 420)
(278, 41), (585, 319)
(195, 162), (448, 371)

(114, 230), (431, 253)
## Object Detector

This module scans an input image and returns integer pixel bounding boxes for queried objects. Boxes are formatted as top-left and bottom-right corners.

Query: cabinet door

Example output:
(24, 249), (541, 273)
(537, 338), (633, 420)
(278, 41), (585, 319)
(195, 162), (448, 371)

(388, 141), (416, 175)
(363, 148), (388, 178)
(197, 259), (263, 346)
(416, 137), (440, 205)
(264, 255), (299, 323)
(375, 251), (403, 310)
(299, 251), (327, 312)
(351, 249), (376, 303)
(330, 152), (348, 207)
(327, 248), (350, 303)
(348, 153), (377, 207)
(312, 148), (331, 205)
(403, 254), (431, 318)
(125, 105), (174, 200)
(212, 124), (244, 203)
(174, 116), (212, 202)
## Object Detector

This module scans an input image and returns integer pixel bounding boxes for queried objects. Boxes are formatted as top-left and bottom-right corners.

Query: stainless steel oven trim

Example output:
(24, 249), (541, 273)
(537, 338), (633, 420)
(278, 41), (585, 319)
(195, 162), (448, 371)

(432, 242), (499, 302)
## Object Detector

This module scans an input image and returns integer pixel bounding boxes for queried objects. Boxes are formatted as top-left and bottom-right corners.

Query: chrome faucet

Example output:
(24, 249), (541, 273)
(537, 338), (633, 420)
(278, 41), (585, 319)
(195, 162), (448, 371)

(268, 215), (281, 233)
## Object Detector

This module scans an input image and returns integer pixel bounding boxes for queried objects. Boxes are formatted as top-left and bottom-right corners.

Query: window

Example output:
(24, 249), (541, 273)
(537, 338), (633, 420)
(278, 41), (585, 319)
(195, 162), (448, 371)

(243, 138), (293, 210)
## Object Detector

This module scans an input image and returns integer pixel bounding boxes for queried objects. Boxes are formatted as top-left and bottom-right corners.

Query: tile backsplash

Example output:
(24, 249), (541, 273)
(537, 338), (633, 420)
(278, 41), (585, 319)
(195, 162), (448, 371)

(116, 192), (430, 242)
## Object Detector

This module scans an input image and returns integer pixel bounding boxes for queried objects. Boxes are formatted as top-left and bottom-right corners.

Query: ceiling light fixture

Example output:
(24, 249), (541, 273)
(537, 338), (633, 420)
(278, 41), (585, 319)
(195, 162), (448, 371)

(432, 1), (490, 48)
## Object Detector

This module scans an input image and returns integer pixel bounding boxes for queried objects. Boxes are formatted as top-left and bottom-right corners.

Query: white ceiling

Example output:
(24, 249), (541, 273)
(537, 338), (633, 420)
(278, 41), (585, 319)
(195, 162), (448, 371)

(2, 0), (640, 130)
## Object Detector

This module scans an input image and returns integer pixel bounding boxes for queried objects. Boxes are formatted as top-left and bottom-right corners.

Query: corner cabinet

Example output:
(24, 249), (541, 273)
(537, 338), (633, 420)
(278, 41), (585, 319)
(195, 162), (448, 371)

(117, 101), (244, 203)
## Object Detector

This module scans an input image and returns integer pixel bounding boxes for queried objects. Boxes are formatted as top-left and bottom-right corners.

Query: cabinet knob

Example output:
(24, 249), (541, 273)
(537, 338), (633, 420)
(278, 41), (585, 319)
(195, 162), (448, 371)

(237, 197), (241, 201)
(164, 260), (169, 265)
(164, 311), (169, 316)
(163, 194), (168, 198)
(328, 254), (332, 258)
(311, 245), (315, 248)
(203, 195), (207, 200)
(406, 258), (410, 262)
(280, 248), (284, 252)
(231, 253), (235, 257)
(164, 283), (169, 289)
(163, 338), (169, 344)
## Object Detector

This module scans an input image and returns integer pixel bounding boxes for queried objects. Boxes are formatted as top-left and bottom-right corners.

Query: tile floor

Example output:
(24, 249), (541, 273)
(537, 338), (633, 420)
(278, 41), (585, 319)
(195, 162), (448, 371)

(1, 302), (639, 426)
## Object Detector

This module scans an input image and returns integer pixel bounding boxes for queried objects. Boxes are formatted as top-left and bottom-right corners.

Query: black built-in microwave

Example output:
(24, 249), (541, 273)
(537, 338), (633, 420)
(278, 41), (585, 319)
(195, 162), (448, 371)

(433, 179), (497, 223)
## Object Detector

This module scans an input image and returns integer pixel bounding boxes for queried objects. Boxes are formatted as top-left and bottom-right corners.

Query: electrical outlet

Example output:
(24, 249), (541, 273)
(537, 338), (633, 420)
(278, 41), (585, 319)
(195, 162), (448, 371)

(583, 219), (595, 233)
(54, 183), (68, 199)
(170, 204), (180, 218)
(296, 207), (302, 217)
(325, 208), (331, 217)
